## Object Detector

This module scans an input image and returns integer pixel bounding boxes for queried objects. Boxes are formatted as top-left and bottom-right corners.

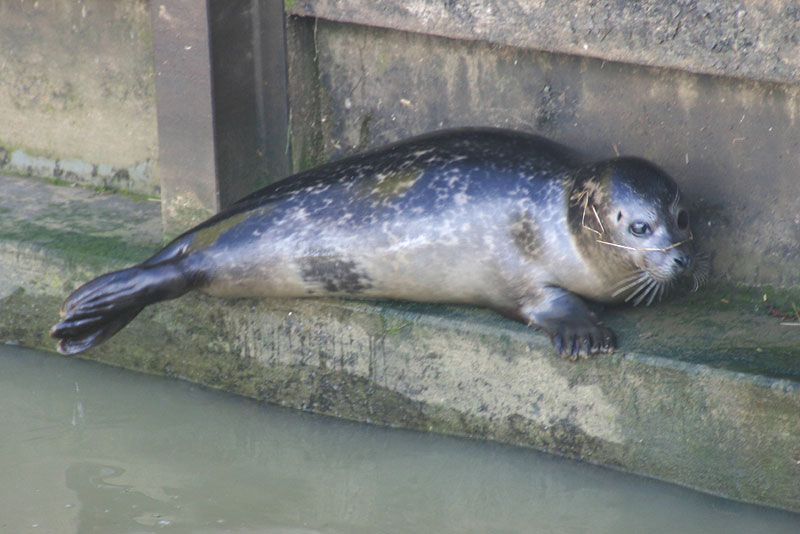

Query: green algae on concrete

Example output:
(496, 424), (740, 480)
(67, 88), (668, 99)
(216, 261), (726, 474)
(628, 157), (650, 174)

(3, 222), (156, 269)
(1, 173), (798, 512)
(0, 174), (161, 271)
(604, 284), (800, 381)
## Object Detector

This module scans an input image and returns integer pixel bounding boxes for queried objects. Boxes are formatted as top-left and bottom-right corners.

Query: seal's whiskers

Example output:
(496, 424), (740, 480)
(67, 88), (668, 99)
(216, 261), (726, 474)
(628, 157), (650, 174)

(657, 280), (669, 302)
(629, 277), (656, 306)
(616, 272), (668, 307)
(691, 252), (710, 292)
(611, 272), (649, 298)
(644, 279), (665, 306)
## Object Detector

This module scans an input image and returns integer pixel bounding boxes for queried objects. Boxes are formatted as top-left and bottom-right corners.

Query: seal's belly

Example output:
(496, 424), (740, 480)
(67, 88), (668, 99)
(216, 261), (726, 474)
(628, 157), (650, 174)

(204, 240), (504, 299)
(195, 198), (527, 307)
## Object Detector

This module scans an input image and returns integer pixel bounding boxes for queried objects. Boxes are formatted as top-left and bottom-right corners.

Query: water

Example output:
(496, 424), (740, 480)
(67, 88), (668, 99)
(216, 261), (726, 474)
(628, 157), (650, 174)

(0, 345), (796, 533)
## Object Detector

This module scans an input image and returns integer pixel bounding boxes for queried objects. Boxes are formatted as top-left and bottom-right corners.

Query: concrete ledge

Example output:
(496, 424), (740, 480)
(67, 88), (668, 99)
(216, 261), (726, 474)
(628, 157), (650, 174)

(287, 0), (800, 85)
(1, 173), (798, 512)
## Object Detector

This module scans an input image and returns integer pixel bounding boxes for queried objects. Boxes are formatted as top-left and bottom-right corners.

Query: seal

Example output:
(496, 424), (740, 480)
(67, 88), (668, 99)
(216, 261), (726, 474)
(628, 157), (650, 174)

(51, 128), (704, 359)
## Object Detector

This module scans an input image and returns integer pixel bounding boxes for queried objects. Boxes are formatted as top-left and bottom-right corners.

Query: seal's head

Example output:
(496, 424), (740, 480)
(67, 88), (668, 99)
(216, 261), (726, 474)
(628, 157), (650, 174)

(569, 157), (706, 305)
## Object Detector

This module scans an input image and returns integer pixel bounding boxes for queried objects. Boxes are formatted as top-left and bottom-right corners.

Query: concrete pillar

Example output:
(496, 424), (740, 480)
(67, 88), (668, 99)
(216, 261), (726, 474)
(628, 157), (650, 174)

(151, 0), (290, 237)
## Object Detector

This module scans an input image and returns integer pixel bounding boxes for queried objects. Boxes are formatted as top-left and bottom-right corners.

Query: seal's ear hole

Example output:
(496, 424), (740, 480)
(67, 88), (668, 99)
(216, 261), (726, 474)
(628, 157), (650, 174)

(616, 211), (623, 222)
(676, 209), (689, 230)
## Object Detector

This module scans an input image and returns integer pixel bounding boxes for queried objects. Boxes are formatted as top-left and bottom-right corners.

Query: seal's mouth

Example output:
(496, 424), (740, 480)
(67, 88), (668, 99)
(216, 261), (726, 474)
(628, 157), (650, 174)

(612, 251), (709, 306)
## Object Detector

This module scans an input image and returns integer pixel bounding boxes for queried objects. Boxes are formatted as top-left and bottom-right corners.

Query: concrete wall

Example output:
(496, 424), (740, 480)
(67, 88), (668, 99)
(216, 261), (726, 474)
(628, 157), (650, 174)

(288, 0), (800, 86)
(0, 0), (158, 195)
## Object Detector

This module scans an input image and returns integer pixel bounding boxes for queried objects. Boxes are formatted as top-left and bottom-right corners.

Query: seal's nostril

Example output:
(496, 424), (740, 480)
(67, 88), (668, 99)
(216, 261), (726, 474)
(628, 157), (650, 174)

(674, 255), (691, 269)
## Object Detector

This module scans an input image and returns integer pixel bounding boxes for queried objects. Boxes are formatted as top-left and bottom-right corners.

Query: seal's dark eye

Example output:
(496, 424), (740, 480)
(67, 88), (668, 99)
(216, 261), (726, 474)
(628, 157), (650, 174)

(629, 221), (651, 237)
(676, 209), (689, 230)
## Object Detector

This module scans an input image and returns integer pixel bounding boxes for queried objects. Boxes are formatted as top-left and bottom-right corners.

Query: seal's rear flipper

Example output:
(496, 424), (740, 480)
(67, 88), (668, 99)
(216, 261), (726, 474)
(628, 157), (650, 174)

(54, 307), (144, 355)
(50, 262), (192, 355)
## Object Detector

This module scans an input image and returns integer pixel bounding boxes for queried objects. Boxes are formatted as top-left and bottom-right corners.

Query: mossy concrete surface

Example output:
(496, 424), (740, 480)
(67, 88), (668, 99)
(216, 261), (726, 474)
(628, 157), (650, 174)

(1, 173), (798, 512)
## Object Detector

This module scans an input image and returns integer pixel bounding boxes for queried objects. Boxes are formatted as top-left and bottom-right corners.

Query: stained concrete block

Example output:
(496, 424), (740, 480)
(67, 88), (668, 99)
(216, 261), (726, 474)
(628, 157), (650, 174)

(2, 173), (798, 512)
(287, 0), (800, 85)
(0, 0), (158, 194)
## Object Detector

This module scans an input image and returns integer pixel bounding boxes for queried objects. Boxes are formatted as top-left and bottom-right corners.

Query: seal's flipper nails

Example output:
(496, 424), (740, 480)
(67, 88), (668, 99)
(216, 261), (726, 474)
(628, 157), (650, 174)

(518, 287), (616, 360)
(51, 262), (191, 355)
(54, 307), (144, 355)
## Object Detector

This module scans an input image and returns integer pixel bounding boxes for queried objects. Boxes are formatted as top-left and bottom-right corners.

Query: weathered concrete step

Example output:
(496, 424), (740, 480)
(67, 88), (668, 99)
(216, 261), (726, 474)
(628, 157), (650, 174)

(1, 173), (798, 512)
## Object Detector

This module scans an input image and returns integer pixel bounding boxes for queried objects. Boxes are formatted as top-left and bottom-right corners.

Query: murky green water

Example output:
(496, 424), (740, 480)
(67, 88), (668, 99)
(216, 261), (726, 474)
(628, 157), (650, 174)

(0, 345), (796, 533)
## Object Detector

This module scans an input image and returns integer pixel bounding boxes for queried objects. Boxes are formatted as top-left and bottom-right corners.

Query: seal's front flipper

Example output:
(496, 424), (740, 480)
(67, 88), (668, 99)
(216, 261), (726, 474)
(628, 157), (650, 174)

(514, 287), (616, 360)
